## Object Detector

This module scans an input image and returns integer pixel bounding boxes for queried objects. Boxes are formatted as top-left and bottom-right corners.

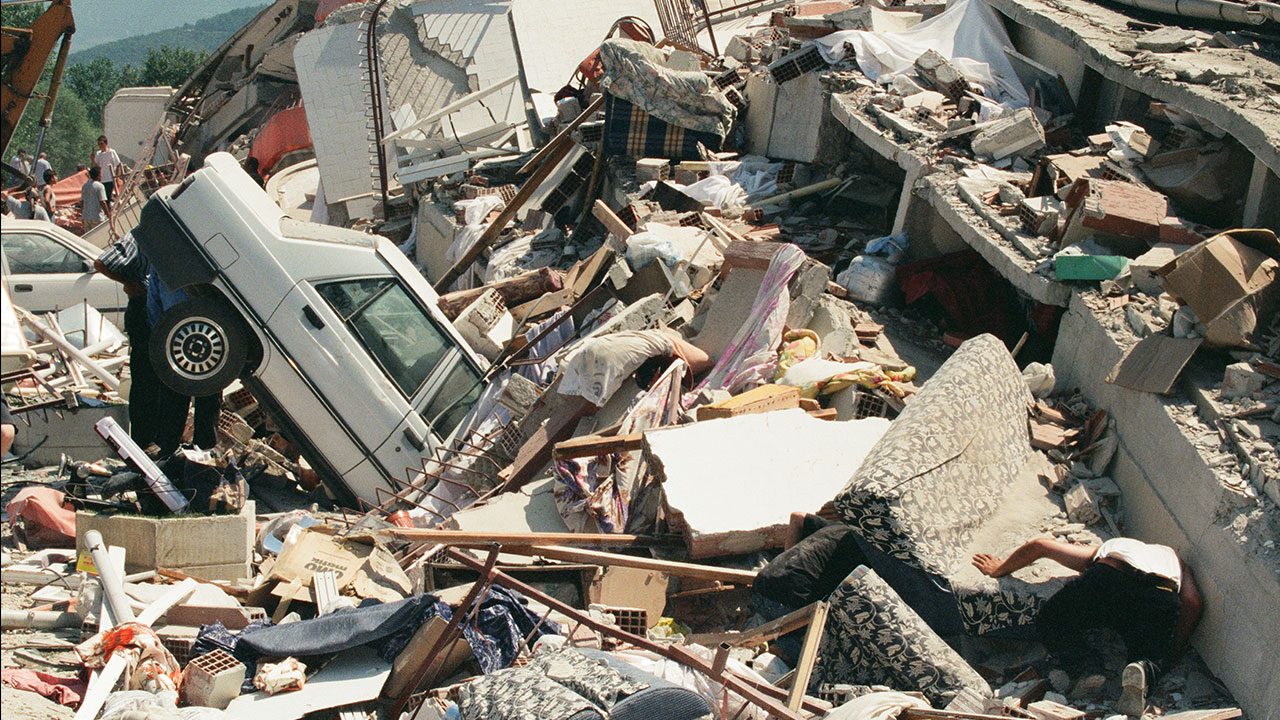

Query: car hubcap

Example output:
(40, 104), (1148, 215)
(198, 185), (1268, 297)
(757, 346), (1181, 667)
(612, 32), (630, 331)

(167, 318), (227, 380)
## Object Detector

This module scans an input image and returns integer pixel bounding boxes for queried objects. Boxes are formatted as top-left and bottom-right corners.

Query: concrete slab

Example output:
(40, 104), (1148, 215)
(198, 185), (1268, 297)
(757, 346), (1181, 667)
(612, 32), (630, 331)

(645, 408), (890, 558)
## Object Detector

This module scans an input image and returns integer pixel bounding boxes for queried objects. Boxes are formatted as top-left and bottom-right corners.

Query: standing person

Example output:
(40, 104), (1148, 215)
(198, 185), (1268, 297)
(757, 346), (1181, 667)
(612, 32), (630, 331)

(7, 149), (31, 186)
(972, 537), (1203, 717)
(81, 166), (110, 230)
(33, 152), (52, 187)
(95, 234), (160, 453)
(145, 266), (220, 455)
(40, 169), (58, 215)
(94, 136), (121, 204)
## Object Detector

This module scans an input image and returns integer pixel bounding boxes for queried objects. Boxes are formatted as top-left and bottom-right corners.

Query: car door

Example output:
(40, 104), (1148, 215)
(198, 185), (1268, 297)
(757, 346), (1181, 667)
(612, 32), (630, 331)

(0, 230), (123, 322)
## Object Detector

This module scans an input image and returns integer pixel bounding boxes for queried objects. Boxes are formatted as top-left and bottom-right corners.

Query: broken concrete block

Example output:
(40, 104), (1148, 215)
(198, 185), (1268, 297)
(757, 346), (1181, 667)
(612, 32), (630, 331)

(903, 90), (947, 113)
(1063, 178), (1168, 244)
(1159, 215), (1206, 245)
(914, 49), (969, 100)
(971, 107), (1045, 161)
(1136, 26), (1208, 52)
(1064, 482), (1102, 525)
(725, 34), (755, 63)
(666, 49), (701, 72)
(635, 158), (670, 183)
(1130, 244), (1183, 295)
(1019, 195), (1063, 236)
(454, 288), (515, 361)
(1026, 699), (1086, 720)
(1222, 361), (1268, 399)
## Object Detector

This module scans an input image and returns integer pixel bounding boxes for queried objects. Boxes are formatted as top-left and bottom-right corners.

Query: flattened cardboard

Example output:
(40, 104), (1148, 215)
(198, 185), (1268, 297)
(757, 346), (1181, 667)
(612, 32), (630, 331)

(1158, 229), (1280, 348)
(1107, 334), (1203, 394)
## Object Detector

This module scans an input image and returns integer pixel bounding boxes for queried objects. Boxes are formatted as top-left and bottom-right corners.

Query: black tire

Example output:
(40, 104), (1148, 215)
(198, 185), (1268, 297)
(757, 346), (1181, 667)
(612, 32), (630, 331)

(149, 297), (249, 396)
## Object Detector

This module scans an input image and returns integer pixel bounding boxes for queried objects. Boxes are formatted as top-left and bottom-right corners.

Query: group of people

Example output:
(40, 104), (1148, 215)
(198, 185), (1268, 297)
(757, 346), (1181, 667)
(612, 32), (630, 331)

(750, 512), (1203, 717)
(4, 135), (121, 230)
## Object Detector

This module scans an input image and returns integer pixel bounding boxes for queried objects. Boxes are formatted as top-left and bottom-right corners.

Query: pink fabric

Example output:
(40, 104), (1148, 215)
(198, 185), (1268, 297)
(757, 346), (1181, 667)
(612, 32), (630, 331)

(5, 486), (76, 546)
(684, 243), (806, 405)
(1, 668), (86, 707)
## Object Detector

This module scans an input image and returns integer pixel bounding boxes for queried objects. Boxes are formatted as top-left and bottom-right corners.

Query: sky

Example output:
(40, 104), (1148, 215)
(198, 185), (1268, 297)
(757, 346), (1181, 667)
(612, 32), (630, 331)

(61, 0), (265, 51)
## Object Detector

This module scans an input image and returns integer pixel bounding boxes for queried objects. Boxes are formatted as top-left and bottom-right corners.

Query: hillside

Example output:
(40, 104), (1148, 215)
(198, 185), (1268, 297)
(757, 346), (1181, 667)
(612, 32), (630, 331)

(67, 5), (267, 68)
(63, 0), (266, 51)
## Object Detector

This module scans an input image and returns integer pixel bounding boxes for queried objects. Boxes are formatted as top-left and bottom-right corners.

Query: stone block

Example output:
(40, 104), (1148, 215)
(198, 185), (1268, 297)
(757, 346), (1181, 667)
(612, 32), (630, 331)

(75, 502), (255, 580)
(634, 158), (669, 183)
(1221, 361), (1267, 399)
(1130, 243), (1183, 295)
(1064, 481), (1101, 525)
(971, 107), (1045, 160)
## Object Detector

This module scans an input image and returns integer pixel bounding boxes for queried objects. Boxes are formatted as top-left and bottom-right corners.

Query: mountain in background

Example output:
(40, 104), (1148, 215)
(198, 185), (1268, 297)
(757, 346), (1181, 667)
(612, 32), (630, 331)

(63, 0), (267, 51)
(67, 5), (268, 68)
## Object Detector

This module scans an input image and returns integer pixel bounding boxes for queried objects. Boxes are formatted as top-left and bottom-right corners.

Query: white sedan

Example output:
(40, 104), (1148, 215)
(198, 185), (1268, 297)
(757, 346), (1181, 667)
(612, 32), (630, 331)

(0, 219), (124, 327)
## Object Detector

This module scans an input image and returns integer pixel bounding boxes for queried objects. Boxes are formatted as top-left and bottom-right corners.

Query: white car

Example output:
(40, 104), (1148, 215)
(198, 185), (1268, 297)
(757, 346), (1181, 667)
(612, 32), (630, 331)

(131, 152), (488, 507)
(1, 218), (125, 326)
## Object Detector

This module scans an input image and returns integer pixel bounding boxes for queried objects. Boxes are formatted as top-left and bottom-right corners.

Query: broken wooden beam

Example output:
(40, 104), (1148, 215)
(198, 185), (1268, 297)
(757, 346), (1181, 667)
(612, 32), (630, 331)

(435, 138), (575, 291)
(592, 199), (635, 240)
(687, 601), (820, 648)
(490, 545), (756, 585)
(516, 94), (604, 176)
(377, 529), (671, 547)
(553, 432), (645, 460)
(436, 267), (564, 319)
(786, 600), (828, 711)
(695, 384), (800, 421)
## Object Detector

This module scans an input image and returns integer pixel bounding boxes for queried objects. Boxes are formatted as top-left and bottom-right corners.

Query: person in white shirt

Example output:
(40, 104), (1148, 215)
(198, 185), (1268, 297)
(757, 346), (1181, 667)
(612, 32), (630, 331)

(7, 150), (30, 188)
(973, 536), (1202, 718)
(94, 135), (121, 203)
(81, 166), (110, 229)
(33, 153), (52, 187)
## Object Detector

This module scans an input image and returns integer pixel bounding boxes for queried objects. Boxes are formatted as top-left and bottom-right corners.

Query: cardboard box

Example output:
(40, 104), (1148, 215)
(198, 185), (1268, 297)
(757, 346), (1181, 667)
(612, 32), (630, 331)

(75, 502), (254, 581)
(1158, 229), (1280, 348)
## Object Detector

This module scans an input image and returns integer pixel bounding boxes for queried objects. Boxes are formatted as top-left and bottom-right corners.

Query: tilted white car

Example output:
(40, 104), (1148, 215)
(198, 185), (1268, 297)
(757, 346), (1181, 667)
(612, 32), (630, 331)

(131, 152), (488, 507)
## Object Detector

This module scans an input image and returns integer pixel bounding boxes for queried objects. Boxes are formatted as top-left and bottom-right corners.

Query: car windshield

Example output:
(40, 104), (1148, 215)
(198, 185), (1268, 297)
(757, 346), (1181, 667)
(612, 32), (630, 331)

(317, 278), (452, 397)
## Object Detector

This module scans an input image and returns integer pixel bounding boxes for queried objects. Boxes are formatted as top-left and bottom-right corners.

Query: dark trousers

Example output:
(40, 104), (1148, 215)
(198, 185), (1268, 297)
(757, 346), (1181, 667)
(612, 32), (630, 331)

(1038, 562), (1181, 676)
(124, 296), (160, 447)
(155, 389), (220, 456)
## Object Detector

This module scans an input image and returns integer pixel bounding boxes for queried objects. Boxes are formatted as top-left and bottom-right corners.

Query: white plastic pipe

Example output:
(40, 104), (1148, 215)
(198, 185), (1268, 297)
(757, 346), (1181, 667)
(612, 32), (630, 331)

(1105, 0), (1264, 24)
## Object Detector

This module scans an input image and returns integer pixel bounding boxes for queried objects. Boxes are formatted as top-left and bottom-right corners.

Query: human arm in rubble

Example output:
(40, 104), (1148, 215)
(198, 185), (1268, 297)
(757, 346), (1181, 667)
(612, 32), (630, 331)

(972, 537), (1098, 578)
(660, 327), (712, 374)
(1174, 564), (1203, 652)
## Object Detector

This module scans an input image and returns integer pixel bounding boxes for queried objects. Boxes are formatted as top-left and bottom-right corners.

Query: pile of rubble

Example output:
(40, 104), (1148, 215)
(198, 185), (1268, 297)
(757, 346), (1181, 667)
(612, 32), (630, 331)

(5, 0), (1279, 719)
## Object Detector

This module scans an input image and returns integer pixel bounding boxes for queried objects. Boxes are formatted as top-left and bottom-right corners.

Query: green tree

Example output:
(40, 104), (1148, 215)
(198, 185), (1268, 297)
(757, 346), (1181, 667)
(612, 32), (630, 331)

(1, 4), (43, 28)
(66, 57), (121, 127)
(9, 78), (98, 178)
(141, 45), (206, 88)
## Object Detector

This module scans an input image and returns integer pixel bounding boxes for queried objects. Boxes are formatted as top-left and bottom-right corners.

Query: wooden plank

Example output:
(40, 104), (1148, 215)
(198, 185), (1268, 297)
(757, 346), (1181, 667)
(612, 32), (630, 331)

(490, 545), (756, 585)
(786, 600), (828, 711)
(516, 94), (604, 176)
(592, 200), (635, 240)
(496, 395), (595, 492)
(687, 602), (818, 648)
(378, 529), (666, 547)
(553, 432), (645, 460)
(808, 408), (839, 421)
(435, 138), (574, 291)
(695, 384), (800, 421)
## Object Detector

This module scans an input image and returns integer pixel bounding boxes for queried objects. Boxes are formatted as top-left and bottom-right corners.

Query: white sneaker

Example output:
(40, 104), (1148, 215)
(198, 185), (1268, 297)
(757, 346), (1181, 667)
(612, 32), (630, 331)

(1116, 661), (1148, 717)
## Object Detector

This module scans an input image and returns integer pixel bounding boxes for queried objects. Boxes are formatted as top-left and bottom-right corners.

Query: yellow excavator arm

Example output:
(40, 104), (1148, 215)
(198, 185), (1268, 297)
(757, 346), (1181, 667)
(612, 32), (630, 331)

(1, 0), (75, 161)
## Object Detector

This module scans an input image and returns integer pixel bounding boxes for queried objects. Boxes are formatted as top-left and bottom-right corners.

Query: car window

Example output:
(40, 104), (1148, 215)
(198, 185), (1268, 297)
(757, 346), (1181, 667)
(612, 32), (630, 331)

(420, 361), (483, 438)
(2, 232), (89, 274)
(316, 278), (453, 397)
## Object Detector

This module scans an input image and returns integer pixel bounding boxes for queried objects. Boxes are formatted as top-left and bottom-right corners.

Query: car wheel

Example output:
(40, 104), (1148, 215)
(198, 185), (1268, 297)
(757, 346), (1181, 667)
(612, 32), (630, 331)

(150, 297), (248, 396)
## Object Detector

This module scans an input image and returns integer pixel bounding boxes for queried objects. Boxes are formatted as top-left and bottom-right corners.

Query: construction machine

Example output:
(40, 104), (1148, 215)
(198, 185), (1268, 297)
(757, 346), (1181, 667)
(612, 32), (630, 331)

(1, 0), (75, 183)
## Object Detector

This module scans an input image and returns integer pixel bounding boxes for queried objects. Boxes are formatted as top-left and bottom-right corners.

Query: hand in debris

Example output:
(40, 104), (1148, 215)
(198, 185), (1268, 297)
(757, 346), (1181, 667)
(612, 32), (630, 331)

(971, 553), (1005, 577)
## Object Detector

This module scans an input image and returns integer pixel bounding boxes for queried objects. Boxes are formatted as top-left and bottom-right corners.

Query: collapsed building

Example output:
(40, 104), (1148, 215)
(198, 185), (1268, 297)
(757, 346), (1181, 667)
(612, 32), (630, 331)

(3, 0), (1279, 719)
